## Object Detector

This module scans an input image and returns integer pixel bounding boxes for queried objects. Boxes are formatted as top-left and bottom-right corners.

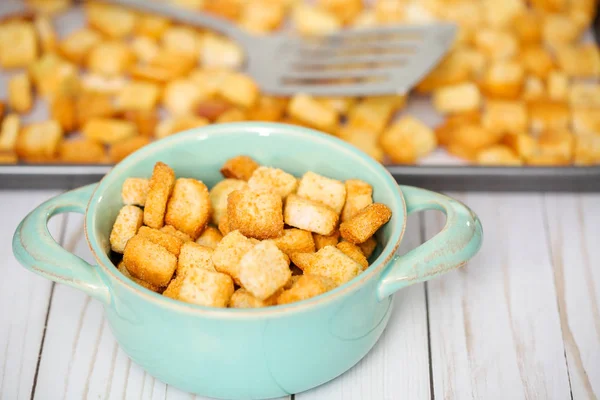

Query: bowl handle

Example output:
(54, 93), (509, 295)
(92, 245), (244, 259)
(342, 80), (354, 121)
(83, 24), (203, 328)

(377, 185), (483, 301)
(12, 184), (110, 305)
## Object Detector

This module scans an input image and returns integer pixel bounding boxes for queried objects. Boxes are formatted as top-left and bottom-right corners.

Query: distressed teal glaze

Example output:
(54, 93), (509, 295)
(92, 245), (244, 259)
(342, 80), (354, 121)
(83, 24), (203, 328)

(12, 122), (483, 400)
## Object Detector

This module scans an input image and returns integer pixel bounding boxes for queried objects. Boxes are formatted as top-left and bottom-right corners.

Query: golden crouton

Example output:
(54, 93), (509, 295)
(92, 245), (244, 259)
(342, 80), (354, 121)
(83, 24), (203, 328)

(220, 155), (260, 181)
(212, 230), (256, 284)
(123, 235), (177, 287)
(160, 225), (192, 242)
(547, 71), (569, 101)
(290, 252), (315, 271)
(200, 34), (244, 70)
(50, 93), (76, 132)
(277, 274), (336, 305)
(284, 194), (338, 236)
(86, 2), (137, 38)
(29, 53), (79, 99)
(248, 166), (297, 199)
(543, 14), (582, 48)
(483, 0), (524, 28)
(522, 76), (546, 102)
(528, 101), (570, 133)
(194, 99), (233, 121)
(474, 29), (518, 61)
(340, 203), (392, 244)
(76, 92), (116, 127)
(476, 145), (523, 166)
(209, 178), (248, 225)
(135, 13), (171, 40)
(574, 134), (600, 165)
(144, 161), (176, 229)
(296, 172), (346, 215)
(26, 0), (71, 15)
(80, 73), (126, 95)
(358, 236), (377, 259)
(313, 230), (340, 250)
(218, 72), (258, 108)
(177, 242), (216, 276)
(82, 118), (137, 145)
(229, 288), (277, 308)
(59, 28), (102, 65)
(347, 97), (397, 134)
(292, 3), (341, 36)
(0, 153), (17, 164)
(336, 126), (384, 162)
(121, 177), (149, 206)
(130, 36), (159, 64)
(137, 226), (184, 256)
(215, 108), (247, 123)
(58, 138), (106, 164)
(195, 226), (223, 249)
(374, 0), (404, 24)
(482, 100), (527, 135)
(239, 240), (291, 300)
(122, 110), (159, 137)
(8, 73), (32, 114)
(239, 1), (285, 33)
(536, 129), (574, 164)
(117, 261), (160, 292)
(336, 241), (368, 270)
(304, 246), (361, 286)
(218, 213), (231, 236)
(87, 41), (134, 77)
(415, 51), (472, 94)
(433, 83), (481, 114)
(227, 189), (284, 239)
(163, 79), (208, 116)
(0, 114), (20, 153)
(572, 109), (600, 135)
(288, 94), (338, 132)
(380, 116), (437, 164)
(481, 60), (524, 99)
(15, 120), (63, 160)
(161, 26), (202, 58)
(109, 205), (143, 253)
(116, 81), (160, 112)
(502, 133), (538, 160)
(273, 228), (315, 256)
(569, 82), (600, 108)
(318, 0), (362, 23)
(555, 44), (600, 78)
(109, 136), (150, 163)
(165, 178), (211, 240)
(0, 21), (38, 69)
(155, 115), (209, 139)
(341, 179), (373, 222)
(513, 11), (543, 44)
(163, 267), (234, 308)
(520, 46), (555, 79)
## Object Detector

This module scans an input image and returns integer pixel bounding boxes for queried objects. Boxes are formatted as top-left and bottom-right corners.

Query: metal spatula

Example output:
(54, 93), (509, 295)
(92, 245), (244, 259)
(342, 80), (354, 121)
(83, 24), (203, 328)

(103, 0), (457, 97)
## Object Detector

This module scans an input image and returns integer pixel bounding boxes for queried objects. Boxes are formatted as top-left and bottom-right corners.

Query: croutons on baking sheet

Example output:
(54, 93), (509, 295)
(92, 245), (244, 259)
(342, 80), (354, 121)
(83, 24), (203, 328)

(433, 83), (481, 114)
(0, 21), (38, 69)
(220, 155), (260, 181)
(163, 267), (234, 308)
(379, 116), (437, 164)
(0, 114), (20, 153)
(248, 166), (298, 199)
(116, 81), (160, 112)
(273, 228), (315, 256)
(195, 226), (223, 249)
(165, 178), (211, 239)
(144, 161), (176, 229)
(109, 136), (151, 163)
(341, 180), (373, 222)
(284, 194), (339, 236)
(340, 203), (392, 244)
(209, 178), (248, 225)
(276, 274), (336, 305)
(137, 225), (184, 256)
(8, 73), (33, 114)
(59, 28), (101, 65)
(87, 41), (134, 77)
(109, 205), (143, 253)
(16, 120), (63, 161)
(123, 234), (177, 287)
(304, 246), (362, 286)
(239, 240), (291, 300)
(296, 172), (346, 214)
(212, 230), (256, 284)
(58, 138), (106, 164)
(177, 242), (216, 276)
(85, 2), (137, 39)
(227, 189), (284, 239)
(482, 100), (527, 135)
(82, 118), (137, 145)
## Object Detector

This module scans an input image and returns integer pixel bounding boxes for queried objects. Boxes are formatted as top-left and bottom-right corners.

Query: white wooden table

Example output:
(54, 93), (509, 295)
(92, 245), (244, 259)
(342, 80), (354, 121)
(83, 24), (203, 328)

(1, 188), (599, 400)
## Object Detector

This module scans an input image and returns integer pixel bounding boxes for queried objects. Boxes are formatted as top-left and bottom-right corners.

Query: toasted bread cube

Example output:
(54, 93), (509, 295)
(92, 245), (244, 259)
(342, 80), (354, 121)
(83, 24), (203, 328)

(543, 14), (582, 48)
(569, 83), (600, 109)
(520, 46), (555, 79)
(155, 115), (208, 139)
(33, 15), (56, 52)
(188, 68), (230, 98)
(502, 133), (538, 160)
(220, 155), (260, 181)
(358, 236), (377, 259)
(59, 28), (101, 64)
(529, 101), (570, 133)
(194, 99), (234, 121)
(522, 76), (546, 102)
(82, 118), (137, 145)
(130, 58), (189, 84)
(380, 116), (437, 164)
(513, 11), (543, 44)
(290, 252), (316, 271)
(340, 203), (392, 244)
(8, 73), (32, 114)
(483, 0), (525, 28)
(556, 44), (600, 78)
(318, 0), (362, 23)
(547, 71), (569, 101)
(116, 81), (160, 112)
(248, 166), (298, 199)
(177, 242), (216, 276)
(137, 226), (184, 256)
(163, 79), (208, 116)
(215, 108), (247, 123)
(29, 53), (78, 99)
(288, 94), (338, 132)
(130, 36), (159, 64)
(80, 73), (126, 95)
(58, 138), (106, 164)
(292, 4), (341, 36)
(574, 134), (600, 165)
(336, 126), (384, 162)
(536, 130), (574, 163)
(195, 226), (223, 249)
(227, 189), (284, 240)
(165, 178), (211, 240)
(313, 230), (340, 250)
(482, 100), (527, 135)
(273, 228), (315, 256)
(218, 73), (258, 108)
(446, 122), (505, 161)
(160, 225), (192, 242)
(239, 240), (291, 300)
(284, 194), (338, 236)
(434, 111), (481, 147)
(572, 109), (600, 136)
(277, 274), (336, 305)
(15, 120), (62, 160)
(161, 26), (202, 58)
(0, 153), (17, 164)
(109, 205), (143, 253)
(341, 179), (373, 222)
(122, 110), (159, 137)
(474, 29), (518, 61)
(109, 136), (150, 163)
(123, 235), (177, 287)
(50, 93), (76, 132)
(117, 261), (160, 292)
(296, 171), (346, 214)
(144, 162), (176, 229)
(163, 268), (234, 308)
(0, 21), (38, 69)
(347, 97), (397, 134)
(305, 246), (361, 286)
(86, 2), (137, 38)
(415, 50), (472, 94)
(218, 212), (231, 236)
(76, 92), (116, 126)
(212, 230), (256, 284)
(476, 145), (523, 166)
(0, 114), (20, 153)
(87, 41), (134, 77)
(239, 1), (285, 33)
(481, 61), (524, 99)
(200, 34), (244, 69)
(135, 13), (171, 39)
(230, 288), (277, 308)
(433, 83), (481, 114)
(336, 241), (368, 270)
(209, 179), (248, 225)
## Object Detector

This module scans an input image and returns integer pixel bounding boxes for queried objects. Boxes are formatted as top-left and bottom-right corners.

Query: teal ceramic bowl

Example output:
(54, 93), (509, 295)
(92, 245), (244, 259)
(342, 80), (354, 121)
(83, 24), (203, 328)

(13, 122), (482, 400)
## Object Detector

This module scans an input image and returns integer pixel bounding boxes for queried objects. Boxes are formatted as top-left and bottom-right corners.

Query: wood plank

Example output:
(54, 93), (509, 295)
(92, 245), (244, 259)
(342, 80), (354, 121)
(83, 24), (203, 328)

(33, 214), (290, 400)
(296, 214), (431, 399)
(543, 193), (600, 400)
(425, 193), (572, 400)
(0, 190), (66, 400)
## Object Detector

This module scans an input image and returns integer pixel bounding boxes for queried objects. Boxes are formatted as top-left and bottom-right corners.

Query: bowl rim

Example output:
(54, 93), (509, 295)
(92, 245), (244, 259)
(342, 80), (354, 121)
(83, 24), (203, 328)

(84, 122), (406, 318)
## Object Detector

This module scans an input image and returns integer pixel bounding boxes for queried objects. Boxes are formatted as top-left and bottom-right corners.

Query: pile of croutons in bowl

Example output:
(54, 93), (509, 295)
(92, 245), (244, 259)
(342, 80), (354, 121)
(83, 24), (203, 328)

(109, 156), (392, 308)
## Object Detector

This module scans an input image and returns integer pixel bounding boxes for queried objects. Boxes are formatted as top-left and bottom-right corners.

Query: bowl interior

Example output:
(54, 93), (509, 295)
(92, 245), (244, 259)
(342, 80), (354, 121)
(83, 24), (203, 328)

(86, 122), (405, 308)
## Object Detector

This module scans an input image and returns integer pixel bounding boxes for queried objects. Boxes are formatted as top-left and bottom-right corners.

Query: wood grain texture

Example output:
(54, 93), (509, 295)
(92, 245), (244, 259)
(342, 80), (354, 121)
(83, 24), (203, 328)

(297, 214), (430, 400)
(425, 193), (572, 400)
(543, 193), (600, 400)
(0, 190), (66, 400)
